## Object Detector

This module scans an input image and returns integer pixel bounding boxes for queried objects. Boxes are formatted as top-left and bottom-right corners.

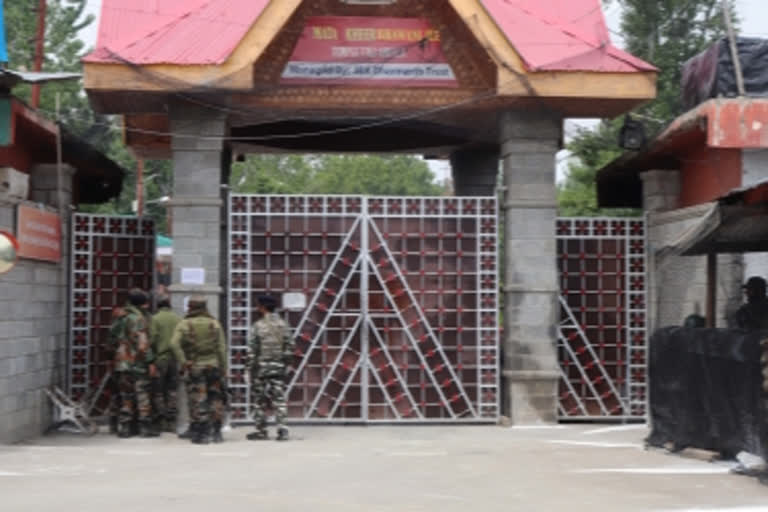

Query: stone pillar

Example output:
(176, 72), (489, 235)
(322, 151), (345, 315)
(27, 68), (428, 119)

(640, 170), (680, 213)
(450, 148), (500, 196)
(500, 111), (562, 424)
(167, 104), (228, 318)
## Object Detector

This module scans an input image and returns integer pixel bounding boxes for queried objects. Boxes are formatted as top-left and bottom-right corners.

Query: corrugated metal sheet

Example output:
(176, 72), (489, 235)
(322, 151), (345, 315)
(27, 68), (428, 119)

(84, 0), (269, 65)
(480, 0), (656, 72)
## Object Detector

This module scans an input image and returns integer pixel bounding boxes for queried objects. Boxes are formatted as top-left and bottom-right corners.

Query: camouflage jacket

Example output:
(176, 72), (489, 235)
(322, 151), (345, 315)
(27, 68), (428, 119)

(114, 304), (155, 373)
(170, 311), (227, 373)
(108, 307), (127, 363)
(150, 308), (181, 363)
(247, 313), (294, 376)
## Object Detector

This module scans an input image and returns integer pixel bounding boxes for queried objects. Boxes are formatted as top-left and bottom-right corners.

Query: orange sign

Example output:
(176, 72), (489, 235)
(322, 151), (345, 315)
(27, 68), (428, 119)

(16, 205), (62, 263)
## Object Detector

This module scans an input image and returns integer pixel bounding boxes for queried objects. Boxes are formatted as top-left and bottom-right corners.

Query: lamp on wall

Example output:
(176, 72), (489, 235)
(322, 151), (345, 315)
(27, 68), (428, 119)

(618, 115), (647, 151)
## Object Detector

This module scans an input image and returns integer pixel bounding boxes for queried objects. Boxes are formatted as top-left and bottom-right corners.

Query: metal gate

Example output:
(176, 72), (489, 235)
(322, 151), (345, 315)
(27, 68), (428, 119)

(228, 195), (499, 423)
(555, 217), (648, 420)
(69, 214), (155, 401)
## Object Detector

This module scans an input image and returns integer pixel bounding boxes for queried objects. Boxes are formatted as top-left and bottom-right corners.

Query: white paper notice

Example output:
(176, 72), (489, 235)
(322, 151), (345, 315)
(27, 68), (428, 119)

(181, 267), (205, 286)
(282, 292), (307, 311)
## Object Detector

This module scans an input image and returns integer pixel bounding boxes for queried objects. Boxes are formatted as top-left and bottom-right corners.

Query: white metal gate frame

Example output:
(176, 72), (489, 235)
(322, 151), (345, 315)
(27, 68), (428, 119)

(555, 217), (648, 421)
(228, 195), (500, 424)
(69, 213), (155, 400)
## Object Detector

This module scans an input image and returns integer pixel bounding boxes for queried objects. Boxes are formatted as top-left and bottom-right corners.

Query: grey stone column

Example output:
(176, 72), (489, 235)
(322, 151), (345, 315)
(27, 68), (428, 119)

(167, 104), (228, 318)
(499, 111), (562, 424)
(640, 170), (680, 213)
(450, 148), (500, 196)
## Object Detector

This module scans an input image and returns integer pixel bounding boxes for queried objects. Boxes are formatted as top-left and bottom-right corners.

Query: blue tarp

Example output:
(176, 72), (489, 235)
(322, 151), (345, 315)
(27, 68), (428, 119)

(0, 0), (7, 63)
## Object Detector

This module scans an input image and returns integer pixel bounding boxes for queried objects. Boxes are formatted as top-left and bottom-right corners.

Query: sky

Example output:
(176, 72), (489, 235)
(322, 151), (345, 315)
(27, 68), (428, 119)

(76, 0), (768, 182)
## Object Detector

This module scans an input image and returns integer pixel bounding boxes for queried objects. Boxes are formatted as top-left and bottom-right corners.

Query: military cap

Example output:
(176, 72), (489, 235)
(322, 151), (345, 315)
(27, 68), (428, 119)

(257, 295), (278, 309)
(188, 295), (207, 307)
(743, 276), (767, 291)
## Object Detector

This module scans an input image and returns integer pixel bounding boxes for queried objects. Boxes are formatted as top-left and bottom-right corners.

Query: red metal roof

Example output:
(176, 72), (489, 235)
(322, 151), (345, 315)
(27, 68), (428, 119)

(85, 0), (655, 73)
(84, 0), (269, 65)
(480, 0), (656, 72)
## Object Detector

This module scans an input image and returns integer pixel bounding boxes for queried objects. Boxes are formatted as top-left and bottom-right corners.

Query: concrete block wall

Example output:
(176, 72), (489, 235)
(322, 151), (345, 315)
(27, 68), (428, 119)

(741, 150), (768, 282)
(0, 198), (69, 443)
(648, 205), (743, 329)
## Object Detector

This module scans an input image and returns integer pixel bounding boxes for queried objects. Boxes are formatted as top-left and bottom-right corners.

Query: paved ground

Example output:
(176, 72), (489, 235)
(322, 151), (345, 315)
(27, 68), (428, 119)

(1, 424), (766, 511)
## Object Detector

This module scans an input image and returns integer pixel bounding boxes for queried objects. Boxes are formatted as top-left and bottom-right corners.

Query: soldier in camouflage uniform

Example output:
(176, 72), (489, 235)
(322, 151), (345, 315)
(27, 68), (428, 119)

(247, 296), (294, 442)
(107, 306), (127, 435)
(170, 296), (227, 444)
(150, 295), (181, 433)
(116, 289), (158, 438)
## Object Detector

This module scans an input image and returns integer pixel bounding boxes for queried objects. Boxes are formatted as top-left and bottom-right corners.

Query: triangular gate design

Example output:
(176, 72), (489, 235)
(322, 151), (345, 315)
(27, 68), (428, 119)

(228, 195), (499, 423)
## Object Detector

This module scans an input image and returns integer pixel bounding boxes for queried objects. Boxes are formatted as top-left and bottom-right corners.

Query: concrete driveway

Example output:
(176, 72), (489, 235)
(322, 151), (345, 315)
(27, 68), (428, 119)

(0, 424), (765, 511)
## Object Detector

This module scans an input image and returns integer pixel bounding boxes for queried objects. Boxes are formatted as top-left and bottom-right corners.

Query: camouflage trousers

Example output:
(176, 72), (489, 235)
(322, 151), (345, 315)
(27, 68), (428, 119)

(118, 372), (152, 426)
(186, 367), (224, 426)
(151, 358), (178, 426)
(251, 372), (287, 432)
(108, 371), (122, 421)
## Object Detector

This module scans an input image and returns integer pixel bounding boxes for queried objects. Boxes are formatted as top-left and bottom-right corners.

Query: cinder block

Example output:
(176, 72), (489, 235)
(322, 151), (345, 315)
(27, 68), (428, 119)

(505, 211), (557, 239)
(499, 111), (562, 141)
(0, 204), (13, 228)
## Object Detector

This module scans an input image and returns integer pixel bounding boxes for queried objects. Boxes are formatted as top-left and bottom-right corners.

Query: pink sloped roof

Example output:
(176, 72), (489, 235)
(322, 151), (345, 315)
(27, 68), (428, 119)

(84, 0), (656, 73)
(84, 0), (269, 65)
(480, 0), (657, 72)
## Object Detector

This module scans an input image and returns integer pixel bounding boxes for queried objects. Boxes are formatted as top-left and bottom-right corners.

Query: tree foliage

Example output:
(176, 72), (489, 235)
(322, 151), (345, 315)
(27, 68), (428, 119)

(558, 0), (737, 216)
(4, 1), (174, 230)
(4, 0), (106, 143)
(232, 154), (446, 196)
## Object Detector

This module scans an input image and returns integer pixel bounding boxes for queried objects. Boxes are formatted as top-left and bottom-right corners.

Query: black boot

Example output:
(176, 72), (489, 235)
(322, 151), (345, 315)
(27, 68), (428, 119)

(276, 428), (289, 442)
(140, 422), (160, 438)
(118, 423), (133, 439)
(191, 423), (210, 445)
(212, 422), (223, 444)
(246, 426), (269, 441)
(109, 416), (119, 435)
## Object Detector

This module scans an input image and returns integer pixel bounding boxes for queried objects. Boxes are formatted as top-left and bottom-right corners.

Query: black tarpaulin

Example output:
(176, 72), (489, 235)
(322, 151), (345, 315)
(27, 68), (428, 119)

(647, 327), (767, 458)
(683, 37), (768, 110)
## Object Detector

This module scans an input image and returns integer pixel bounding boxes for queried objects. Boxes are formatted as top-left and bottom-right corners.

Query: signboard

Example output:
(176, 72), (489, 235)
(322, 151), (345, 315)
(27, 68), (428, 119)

(281, 16), (457, 88)
(16, 205), (61, 263)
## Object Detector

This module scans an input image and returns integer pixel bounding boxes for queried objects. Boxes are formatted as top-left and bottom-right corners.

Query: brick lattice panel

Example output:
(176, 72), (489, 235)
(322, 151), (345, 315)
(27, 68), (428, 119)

(70, 214), (155, 402)
(556, 218), (647, 420)
(228, 195), (499, 423)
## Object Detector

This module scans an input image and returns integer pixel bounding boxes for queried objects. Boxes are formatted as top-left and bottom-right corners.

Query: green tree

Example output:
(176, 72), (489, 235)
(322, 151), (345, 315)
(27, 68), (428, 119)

(4, 0), (105, 143)
(4, 1), (175, 232)
(558, 0), (737, 216)
(232, 154), (444, 196)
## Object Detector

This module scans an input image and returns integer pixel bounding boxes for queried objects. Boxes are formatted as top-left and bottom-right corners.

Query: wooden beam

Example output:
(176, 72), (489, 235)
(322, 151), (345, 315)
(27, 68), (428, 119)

(706, 253), (718, 328)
